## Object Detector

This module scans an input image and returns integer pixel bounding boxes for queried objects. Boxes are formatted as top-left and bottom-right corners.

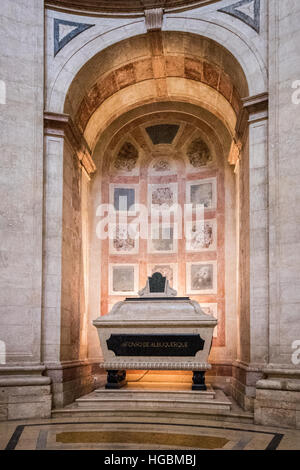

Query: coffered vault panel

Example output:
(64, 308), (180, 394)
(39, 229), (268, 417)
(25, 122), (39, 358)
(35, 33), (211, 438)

(64, 31), (248, 119)
(59, 31), (247, 152)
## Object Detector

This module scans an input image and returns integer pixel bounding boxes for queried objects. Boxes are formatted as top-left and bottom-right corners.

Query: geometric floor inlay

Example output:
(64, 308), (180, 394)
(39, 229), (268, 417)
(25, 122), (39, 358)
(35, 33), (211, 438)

(56, 431), (229, 449)
(3, 421), (287, 451)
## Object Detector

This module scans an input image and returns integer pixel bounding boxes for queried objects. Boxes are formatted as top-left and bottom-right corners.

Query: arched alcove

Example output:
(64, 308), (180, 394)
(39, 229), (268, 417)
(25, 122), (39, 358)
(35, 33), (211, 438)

(44, 29), (266, 409)
(87, 103), (237, 377)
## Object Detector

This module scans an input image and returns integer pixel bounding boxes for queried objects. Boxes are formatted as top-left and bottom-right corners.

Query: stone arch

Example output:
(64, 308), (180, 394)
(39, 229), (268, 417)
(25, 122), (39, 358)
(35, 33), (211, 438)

(44, 26), (267, 409)
(163, 17), (267, 95)
(84, 78), (237, 150)
(47, 27), (265, 114)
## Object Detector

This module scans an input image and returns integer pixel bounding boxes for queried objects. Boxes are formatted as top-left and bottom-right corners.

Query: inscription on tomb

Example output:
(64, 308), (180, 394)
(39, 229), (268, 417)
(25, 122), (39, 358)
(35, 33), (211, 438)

(107, 334), (204, 357)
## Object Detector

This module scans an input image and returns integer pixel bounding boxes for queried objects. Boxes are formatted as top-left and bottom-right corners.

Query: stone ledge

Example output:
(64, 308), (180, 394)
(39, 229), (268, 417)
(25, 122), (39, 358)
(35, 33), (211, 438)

(0, 365), (51, 387)
(0, 377), (51, 386)
(232, 360), (265, 373)
(257, 379), (300, 392)
(0, 365), (47, 373)
(44, 111), (96, 175)
(262, 366), (300, 378)
(45, 359), (103, 370)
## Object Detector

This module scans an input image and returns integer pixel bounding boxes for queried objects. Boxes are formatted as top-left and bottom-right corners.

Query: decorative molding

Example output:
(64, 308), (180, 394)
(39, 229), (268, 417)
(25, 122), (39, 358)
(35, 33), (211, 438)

(218, 0), (260, 33)
(44, 359), (102, 370)
(54, 18), (94, 56)
(257, 376), (300, 391)
(44, 112), (96, 175)
(228, 139), (242, 166)
(99, 361), (212, 370)
(232, 360), (264, 373)
(243, 92), (268, 124)
(0, 365), (51, 386)
(262, 365), (300, 379)
(47, 1), (220, 15)
(230, 92), (268, 167)
(242, 91), (268, 113)
(234, 92), (268, 144)
(145, 8), (164, 31)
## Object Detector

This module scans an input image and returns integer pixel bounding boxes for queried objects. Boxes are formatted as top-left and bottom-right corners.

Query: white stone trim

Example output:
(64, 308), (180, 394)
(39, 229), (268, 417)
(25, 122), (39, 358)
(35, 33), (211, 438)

(98, 362), (212, 370)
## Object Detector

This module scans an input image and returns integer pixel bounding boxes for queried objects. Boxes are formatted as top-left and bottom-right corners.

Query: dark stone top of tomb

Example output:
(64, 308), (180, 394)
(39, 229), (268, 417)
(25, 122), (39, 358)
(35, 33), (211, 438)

(125, 271), (189, 300)
(149, 272), (166, 293)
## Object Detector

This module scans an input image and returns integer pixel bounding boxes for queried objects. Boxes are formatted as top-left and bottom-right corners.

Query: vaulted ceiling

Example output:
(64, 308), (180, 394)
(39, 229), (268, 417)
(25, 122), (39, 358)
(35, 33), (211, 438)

(64, 31), (247, 151)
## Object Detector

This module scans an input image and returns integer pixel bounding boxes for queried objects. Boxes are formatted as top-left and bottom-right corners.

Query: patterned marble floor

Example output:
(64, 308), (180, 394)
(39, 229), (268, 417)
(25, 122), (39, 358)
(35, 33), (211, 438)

(1, 417), (300, 450)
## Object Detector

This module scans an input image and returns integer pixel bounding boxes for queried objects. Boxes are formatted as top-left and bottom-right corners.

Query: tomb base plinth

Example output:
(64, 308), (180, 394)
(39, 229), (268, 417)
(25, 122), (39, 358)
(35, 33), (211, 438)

(105, 370), (127, 389)
(192, 371), (207, 391)
(73, 382), (232, 418)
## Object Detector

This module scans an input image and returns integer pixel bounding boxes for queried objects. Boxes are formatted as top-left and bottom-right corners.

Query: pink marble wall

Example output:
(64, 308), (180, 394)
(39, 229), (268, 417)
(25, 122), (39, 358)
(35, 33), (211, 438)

(100, 121), (226, 347)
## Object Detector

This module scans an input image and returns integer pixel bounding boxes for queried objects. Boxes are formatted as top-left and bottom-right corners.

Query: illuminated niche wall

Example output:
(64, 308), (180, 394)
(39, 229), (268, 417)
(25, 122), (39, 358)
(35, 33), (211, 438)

(99, 117), (226, 348)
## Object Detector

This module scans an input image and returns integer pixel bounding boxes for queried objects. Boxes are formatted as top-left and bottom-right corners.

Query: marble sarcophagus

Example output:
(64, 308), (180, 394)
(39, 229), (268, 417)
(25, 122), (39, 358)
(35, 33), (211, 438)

(93, 273), (217, 390)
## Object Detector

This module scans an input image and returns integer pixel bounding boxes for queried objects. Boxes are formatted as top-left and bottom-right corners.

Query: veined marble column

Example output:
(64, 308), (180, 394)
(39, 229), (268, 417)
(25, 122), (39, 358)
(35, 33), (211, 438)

(0, 0), (51, 421)
(43, 113), (101, 408)
(232, 93), (269, 411)
(254, 0), (300, 429)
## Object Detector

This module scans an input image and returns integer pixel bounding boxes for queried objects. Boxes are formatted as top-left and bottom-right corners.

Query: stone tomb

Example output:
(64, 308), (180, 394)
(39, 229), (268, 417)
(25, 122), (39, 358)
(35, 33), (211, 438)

(93, 273), (218, 391)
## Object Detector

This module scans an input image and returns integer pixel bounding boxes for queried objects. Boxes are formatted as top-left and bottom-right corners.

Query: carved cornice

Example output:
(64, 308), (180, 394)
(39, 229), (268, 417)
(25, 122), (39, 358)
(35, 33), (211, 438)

(242, 91), (269, 123)
(0, 365), (51, 386)
(44, 112), (96, 175)
(243, 91), (268, 111)
(229, 92), (268, 166)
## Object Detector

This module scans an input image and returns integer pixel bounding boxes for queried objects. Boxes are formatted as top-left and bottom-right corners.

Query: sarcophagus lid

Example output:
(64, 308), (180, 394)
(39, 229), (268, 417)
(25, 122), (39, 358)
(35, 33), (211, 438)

(93, 272), (217, 327)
